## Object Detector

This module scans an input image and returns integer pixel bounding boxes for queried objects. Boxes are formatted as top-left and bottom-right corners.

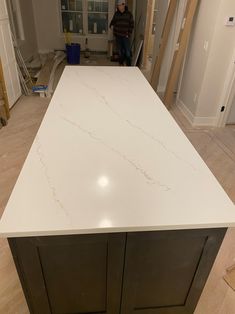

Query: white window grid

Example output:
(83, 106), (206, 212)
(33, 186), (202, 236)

(60, 0), (112, 37)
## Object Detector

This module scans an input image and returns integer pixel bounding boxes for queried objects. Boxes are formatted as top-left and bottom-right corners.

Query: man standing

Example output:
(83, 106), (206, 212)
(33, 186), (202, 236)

(110, 1), (134, 66)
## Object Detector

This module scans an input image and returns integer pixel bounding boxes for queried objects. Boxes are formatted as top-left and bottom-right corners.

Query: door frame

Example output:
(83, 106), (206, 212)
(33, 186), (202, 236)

(216, 47), (235, 127)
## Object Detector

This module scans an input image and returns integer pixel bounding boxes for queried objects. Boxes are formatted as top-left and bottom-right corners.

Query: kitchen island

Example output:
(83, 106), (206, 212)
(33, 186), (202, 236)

(0, 66), (235, 314)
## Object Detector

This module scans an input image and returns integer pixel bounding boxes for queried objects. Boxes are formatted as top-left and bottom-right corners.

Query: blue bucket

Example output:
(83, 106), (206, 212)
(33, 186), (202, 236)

(66, 43), (80, 64)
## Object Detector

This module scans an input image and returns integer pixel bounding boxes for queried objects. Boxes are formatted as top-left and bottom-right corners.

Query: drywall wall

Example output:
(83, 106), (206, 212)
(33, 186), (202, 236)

(7, 0), (38, 61)
(179, 0), (221, 116)
(178, 0), (235, 125)
(19, 0), (38, 60)
(196, 0), (235, 119)
(32, 0), (115, 53)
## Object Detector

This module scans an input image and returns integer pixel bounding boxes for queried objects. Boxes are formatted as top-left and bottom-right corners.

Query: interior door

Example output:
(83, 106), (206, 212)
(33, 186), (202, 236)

(0, 0), (21, 108)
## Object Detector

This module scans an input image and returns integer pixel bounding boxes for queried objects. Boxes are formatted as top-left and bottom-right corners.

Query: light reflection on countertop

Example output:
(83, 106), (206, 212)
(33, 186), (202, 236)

(97, 176), (110, 188)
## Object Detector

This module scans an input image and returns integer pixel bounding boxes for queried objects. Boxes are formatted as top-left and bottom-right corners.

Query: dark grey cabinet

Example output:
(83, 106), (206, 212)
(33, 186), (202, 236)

(120, 229), (226, 314)
(9, 233), (126, 314)
(9, 229), (226, 314)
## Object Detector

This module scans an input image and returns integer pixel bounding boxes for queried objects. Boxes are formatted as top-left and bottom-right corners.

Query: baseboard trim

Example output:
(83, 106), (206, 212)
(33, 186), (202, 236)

(176, 98), (194, 125)
(176, 98), (217, 127)
(193, 116), (217, 127)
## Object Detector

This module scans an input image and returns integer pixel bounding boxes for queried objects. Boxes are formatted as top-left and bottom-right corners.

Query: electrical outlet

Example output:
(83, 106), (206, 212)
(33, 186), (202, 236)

(225, 16), (235, 26)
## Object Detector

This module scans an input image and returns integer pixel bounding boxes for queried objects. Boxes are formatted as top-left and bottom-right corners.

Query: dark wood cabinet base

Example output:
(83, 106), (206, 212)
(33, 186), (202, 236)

(9, 228), (226, 314)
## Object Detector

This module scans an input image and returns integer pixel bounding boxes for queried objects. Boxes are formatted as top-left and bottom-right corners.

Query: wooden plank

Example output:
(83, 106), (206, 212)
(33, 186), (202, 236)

(0, 58), (10, 119)
(150, 0), (178, 89)
(132, 38), (144, 66)
(35, 56), (55, 87)
(164, 0), (199, 109)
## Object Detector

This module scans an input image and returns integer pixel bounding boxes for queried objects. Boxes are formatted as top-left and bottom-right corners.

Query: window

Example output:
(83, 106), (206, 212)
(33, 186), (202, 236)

(61, 0), (83, 33)
(88, 1), (108, 34)
(60, 0), (109, 35)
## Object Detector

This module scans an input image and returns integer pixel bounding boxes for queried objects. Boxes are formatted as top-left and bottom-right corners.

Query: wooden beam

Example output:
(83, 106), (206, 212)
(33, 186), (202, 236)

(164, 0), (199, 109)
(150, 0), (178, 89)
(0, 59), (10, 119)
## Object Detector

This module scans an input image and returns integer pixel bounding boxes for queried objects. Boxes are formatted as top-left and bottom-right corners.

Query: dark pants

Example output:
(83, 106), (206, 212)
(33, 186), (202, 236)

(116, 36), (132, 66)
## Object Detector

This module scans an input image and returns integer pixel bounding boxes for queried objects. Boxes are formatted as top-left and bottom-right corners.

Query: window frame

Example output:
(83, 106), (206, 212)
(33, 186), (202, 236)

(59, 0), (111, 38)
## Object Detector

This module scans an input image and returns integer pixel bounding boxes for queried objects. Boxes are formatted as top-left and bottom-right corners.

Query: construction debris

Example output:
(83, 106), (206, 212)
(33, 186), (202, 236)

(33, 52), (66, 98)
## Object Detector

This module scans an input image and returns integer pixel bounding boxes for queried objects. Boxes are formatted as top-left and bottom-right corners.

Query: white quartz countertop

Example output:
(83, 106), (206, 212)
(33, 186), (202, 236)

(1, 66), (235, 238)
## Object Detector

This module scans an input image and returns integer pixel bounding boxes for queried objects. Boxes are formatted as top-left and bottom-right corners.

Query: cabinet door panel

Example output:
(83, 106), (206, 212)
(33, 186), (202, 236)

(9, 233), (126, 314)
(121, 229), (226, 314)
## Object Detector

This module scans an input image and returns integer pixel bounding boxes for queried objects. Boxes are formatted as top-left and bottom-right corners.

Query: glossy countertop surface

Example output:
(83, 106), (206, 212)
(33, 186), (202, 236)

(1, 66), (235, 237)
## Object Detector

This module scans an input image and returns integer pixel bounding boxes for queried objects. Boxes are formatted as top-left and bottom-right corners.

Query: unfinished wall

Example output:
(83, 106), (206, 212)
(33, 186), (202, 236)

(178, 0), (235, 126)
(32, 0), (115, 53)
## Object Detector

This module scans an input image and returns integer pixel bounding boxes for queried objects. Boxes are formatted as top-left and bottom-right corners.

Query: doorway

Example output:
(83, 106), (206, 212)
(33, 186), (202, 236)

(226, 93), (235, 125)
(217, 48), (235, 127)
